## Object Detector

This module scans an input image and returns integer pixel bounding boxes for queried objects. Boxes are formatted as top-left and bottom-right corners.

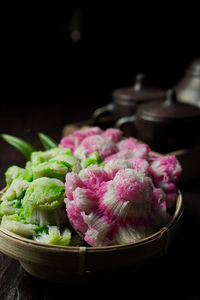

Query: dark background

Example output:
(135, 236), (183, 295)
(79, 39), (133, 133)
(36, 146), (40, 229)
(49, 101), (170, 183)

(2, 2), (200, 109)
(1, 2), (200, 184)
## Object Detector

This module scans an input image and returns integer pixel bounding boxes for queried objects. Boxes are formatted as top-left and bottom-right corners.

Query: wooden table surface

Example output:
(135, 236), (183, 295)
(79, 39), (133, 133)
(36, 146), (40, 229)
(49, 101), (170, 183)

(0, 100), (200, 299)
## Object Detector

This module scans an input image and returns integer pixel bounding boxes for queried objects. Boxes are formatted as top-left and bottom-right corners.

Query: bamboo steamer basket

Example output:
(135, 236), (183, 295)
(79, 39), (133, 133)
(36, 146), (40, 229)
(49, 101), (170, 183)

(0, 188), (183, 283)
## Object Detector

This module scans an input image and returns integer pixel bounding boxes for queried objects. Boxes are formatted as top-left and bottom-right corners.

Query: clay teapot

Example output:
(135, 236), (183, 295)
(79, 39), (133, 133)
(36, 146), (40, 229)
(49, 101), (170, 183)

(92, 73), (165, 125)
(175, 58), (200, 108)
(116, 89), (200, 153)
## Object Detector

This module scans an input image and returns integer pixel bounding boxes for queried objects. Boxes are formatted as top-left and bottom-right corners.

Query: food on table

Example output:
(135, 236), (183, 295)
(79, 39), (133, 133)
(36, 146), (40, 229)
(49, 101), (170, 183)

(33, 225), (71, 246)
(2, 178), (30, 202)
(5, 166), (33, 186)
(59, 126), (102, 152)
(149, 155), (182, 207)
(29, 147), (80, 172)
(65, 163), (158, 246)
(22, 177), (66, 226)
(81, 151), (104, 168)
(1, 214), (37, 237)
(0, 145), (83, 245)
(1, 214), (71, 246)
(74, 134), (118, 160)
(0, 128), (182, 247)
(31, 160), (72, 182)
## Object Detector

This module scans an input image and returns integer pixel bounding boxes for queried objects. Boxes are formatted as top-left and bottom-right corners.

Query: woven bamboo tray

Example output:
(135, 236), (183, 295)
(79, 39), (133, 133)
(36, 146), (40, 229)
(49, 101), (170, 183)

(0, 188), (183, 283)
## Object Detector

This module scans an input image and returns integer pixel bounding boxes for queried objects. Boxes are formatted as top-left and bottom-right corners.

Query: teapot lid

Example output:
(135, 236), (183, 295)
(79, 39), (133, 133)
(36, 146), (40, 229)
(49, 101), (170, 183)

(112, 73), (166, 102)
(138, 89), (200, 120)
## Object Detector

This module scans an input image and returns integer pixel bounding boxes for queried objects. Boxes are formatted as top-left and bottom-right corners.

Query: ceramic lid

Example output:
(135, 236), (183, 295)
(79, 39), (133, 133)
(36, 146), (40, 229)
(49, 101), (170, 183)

(112, 74), (166, 102)
(138, 89), (200, 120)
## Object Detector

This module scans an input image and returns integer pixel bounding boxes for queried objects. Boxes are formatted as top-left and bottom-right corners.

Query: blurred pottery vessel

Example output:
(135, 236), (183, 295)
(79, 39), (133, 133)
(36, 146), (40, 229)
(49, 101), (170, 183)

(92, 73), (165, 127)
(116, 89), (200, 153)
(175, 58), (200, 108)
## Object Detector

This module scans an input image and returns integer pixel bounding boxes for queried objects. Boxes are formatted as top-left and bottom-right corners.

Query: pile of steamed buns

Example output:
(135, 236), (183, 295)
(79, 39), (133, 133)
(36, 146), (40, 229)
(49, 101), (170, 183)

(59, 127), (182, 246)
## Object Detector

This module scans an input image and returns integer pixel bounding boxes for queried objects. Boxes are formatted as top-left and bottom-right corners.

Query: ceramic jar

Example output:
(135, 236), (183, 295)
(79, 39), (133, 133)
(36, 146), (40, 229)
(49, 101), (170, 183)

(92, 73), (165, 126)
(175, 58), (200, 108)
(116, 89), (200, 153)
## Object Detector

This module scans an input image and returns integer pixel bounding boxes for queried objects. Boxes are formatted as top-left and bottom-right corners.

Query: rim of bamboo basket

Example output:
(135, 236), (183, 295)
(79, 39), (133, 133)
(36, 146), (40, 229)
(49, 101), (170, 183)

(0, 187), (183, 252)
